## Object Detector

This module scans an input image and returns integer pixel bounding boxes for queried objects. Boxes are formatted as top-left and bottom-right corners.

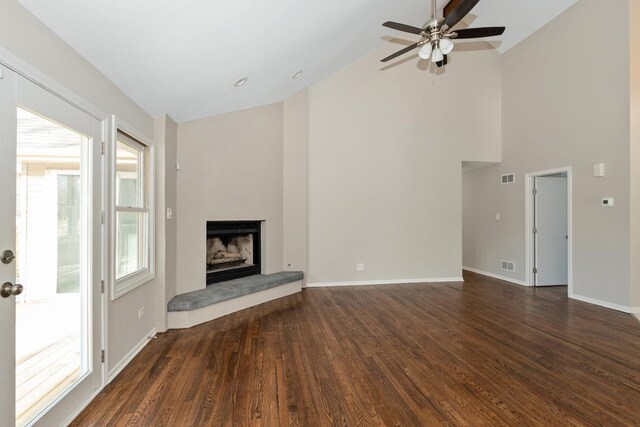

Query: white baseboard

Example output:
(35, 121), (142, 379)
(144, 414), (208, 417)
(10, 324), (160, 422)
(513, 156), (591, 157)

(463, 267), (528, 287)
(306, 277), (463, 288)
(168, 281), (302, 329)
(108, 328), (157, 383)
(634, 313), (640, 322)
(568, 292), (640, 314)
(464, 268), (640, 315)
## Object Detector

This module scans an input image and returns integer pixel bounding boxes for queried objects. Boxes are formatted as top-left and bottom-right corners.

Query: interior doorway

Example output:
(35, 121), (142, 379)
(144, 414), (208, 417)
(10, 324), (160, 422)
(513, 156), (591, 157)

(525, 168), (572, 291)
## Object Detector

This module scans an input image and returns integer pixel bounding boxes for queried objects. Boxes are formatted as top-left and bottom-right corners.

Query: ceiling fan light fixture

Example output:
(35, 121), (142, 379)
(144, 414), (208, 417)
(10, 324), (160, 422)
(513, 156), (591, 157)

(431, 47), (444, 63)
(440, 38), (454, 55)
(418, 43), (433, 60)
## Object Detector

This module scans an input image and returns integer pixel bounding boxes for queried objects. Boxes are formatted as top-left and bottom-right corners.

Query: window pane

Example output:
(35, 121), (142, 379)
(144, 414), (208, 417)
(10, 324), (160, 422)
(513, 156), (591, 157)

(57, 174), (81, 293)
(117, 177), (137, 207)
(116, 141), (142, 207)
(116, 211), (147, 279)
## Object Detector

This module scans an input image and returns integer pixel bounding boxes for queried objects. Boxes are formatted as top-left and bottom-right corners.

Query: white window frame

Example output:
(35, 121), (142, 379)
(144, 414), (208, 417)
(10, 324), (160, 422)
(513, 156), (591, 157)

(109, 116), (155, 300)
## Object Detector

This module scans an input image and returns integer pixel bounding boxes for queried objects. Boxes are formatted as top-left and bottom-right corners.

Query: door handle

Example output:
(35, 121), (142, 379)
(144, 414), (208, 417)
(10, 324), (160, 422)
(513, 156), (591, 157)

(1, 282), (23, 298)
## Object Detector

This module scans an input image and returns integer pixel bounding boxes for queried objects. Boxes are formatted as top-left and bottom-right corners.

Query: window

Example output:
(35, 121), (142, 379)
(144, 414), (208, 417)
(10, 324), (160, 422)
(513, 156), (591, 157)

(112, 127), (154, 298)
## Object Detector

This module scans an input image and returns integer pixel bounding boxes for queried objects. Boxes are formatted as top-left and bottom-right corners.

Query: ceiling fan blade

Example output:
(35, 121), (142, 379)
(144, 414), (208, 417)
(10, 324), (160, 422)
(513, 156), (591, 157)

(381, 43), (420, 62)
(443, 0), (481, 29)
(453, 26), (505, 39)
(382, 21), (423, 35)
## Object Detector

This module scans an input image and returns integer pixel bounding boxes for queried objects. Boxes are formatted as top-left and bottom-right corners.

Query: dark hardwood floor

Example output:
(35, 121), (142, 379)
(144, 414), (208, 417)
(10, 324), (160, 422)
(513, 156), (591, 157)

(72, 272), (640, 426)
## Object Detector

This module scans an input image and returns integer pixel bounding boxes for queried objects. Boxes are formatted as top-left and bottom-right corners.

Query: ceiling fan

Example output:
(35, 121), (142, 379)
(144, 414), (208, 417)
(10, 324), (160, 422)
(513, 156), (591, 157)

(381, 0), (505, 67)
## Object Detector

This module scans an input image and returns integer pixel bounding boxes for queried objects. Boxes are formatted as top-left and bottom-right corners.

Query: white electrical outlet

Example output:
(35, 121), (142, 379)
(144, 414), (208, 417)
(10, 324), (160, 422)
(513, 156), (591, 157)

(356, 263), (365, 271)
(166, 207), (173, 220)
(138, 307), (145, 319)
(496, 213), (500, 221)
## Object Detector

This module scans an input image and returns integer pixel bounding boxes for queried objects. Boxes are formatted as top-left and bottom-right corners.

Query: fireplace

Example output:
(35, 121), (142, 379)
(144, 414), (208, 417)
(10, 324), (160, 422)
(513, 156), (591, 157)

(206, 221), (261, 285)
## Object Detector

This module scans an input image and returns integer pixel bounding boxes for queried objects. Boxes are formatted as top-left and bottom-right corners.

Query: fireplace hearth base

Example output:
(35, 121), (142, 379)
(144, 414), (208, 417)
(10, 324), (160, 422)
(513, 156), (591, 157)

(167, 271), (304, 329)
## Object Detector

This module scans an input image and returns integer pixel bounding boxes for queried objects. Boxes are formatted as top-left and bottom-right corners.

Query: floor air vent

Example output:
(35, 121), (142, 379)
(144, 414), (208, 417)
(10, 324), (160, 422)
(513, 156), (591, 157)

(501, 260), (515, 272)
(501, 173), (515, 184)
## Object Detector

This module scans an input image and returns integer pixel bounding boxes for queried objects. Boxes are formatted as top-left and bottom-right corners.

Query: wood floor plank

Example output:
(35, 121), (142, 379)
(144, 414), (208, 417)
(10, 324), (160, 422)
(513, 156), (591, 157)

(71, 272), (640, 426)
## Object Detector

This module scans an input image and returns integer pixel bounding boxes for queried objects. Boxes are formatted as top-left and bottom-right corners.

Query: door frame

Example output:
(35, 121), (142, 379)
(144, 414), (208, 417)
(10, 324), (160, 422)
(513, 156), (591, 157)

(0, 47), (109, 424)
(524, 166), (573, 293)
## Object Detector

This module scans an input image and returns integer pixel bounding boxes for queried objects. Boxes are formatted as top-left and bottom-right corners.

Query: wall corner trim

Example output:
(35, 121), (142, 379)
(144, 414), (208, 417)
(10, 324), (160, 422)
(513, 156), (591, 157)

(305, 277), (464, 288)
(462, 267), (529, 287)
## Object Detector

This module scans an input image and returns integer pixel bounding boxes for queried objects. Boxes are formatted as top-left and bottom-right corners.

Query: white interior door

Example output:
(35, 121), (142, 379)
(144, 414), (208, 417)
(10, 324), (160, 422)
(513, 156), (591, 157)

(534, 175), (568, 286)
(0, 64), (104, 427)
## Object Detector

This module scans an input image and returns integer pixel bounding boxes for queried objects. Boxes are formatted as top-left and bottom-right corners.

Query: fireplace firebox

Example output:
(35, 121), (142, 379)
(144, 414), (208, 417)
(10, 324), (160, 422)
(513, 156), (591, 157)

(206, 221), (261, 285)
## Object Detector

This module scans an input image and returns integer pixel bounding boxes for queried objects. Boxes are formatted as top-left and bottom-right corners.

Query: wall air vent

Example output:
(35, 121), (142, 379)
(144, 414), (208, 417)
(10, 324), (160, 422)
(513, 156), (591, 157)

(501, 260), (515, 272)
(501, 173), (515, 184)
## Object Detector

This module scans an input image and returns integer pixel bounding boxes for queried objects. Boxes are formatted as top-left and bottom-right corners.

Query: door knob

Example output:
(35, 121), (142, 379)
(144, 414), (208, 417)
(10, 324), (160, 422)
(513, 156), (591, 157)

(1, 250), (15, 264)
(1, 282), (23, 298)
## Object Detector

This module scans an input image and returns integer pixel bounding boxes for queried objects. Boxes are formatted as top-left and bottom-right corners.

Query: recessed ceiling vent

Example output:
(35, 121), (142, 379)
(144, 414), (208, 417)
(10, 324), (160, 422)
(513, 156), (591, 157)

(501, 173), (515, 184)
(501, 260), (515, 272)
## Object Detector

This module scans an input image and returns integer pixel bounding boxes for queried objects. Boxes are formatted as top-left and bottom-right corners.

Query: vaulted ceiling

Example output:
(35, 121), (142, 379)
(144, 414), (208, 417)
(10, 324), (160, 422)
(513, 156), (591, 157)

(18, 0), (577, 122)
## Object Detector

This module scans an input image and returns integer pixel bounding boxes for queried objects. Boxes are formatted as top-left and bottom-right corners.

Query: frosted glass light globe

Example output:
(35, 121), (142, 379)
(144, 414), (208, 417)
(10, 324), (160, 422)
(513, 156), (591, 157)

(440, 38), (454, 55)
(418, 43), (433, 60)
(431, 47), (444, 63)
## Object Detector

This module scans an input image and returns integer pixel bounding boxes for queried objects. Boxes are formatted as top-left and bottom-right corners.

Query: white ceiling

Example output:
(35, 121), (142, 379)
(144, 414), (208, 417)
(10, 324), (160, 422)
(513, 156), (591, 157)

(18, 0), (577, 122)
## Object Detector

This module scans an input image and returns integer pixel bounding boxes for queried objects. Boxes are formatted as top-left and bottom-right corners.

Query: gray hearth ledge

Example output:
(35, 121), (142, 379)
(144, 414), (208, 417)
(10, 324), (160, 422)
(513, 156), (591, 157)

(168, 271), (303, 312)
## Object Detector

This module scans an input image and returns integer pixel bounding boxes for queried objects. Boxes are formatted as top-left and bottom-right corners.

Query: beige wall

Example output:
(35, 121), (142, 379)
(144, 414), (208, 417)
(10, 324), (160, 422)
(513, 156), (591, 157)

(283, 90), (309, 281)
(152, 114), (178, 333)
(0, 0), (158, 374)
(462, 0), (634, 308)
(631, 0), (640, 307)
(164, 117), (179, 306)
(153, 116), (167, 333)
(176, 103), (285, 294)
(306, 41), (501, 285)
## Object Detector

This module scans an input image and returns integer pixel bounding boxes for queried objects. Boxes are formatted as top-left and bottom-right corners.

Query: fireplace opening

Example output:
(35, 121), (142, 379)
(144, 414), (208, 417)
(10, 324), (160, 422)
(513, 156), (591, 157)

(206, 221), (261, 285)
